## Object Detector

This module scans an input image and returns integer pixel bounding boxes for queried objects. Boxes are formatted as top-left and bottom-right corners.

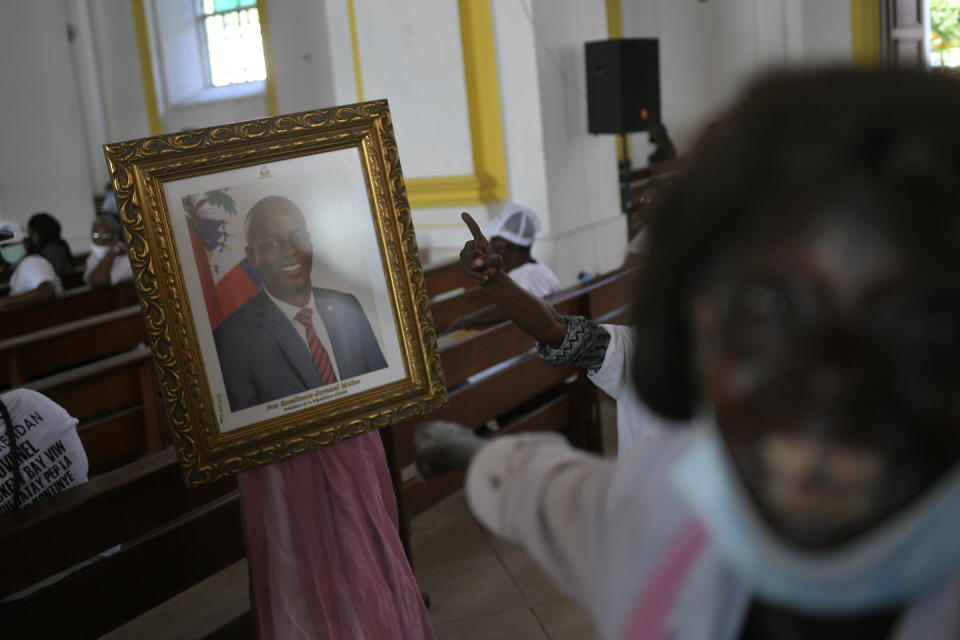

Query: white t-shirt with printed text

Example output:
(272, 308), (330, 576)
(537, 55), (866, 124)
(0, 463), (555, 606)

(0, 389), (87, 517)
(466, 432), (960, 640)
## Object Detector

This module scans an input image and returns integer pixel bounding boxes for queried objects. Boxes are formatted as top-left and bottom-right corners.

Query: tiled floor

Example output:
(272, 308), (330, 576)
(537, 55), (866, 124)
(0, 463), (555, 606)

(102, 401), (616, 639)
(413, 493), (600, 640)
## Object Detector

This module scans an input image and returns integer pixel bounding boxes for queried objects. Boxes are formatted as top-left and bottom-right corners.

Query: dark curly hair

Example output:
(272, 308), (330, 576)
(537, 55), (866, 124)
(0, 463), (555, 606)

(27, 212), (63, 248)
(632, 68), (960, 421)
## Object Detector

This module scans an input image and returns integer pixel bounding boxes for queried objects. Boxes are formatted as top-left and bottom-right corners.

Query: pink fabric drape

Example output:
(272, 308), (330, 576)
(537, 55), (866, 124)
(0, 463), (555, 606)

(238, 432), (434, 639)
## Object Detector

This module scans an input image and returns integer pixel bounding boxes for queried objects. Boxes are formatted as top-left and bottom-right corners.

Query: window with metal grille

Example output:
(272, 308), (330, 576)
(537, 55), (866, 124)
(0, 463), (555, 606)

(198, 0), (267, 87)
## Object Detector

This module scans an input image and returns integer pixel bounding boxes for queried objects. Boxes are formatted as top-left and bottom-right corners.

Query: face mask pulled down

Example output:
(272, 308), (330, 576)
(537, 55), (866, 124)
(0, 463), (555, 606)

(672, 418), (960, 614)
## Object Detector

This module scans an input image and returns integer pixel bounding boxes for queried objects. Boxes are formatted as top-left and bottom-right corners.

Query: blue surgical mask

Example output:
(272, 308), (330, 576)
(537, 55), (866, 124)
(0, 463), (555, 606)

(0, 243), (27, 266)
(673, 418), (960, 614)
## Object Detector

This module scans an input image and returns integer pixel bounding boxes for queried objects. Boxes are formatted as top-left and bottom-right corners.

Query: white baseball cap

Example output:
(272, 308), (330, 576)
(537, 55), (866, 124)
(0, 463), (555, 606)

(0, 221), (26, 246)
(483, 204), (542, 247)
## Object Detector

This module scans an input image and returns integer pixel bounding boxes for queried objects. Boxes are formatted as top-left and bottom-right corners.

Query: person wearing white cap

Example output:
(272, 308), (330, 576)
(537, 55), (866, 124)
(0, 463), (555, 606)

(446, 205), (560, 332)
(454, 212), (664, 452)
(482, 204), (560, 298)
(0, 221), (62, 306)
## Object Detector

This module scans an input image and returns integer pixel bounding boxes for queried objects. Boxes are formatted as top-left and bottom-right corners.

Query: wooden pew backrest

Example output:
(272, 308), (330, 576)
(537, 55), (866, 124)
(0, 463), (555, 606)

(0, 305), (146, 387)
(0, 281), (137, 341)
(0, 448), (242, 639)
(423, 260), (474, 299)
(26, 346), (167, 475)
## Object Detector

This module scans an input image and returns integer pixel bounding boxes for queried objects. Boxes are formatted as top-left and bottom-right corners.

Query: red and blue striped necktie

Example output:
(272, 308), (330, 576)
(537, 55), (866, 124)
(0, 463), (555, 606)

(293, 307), (338, 385)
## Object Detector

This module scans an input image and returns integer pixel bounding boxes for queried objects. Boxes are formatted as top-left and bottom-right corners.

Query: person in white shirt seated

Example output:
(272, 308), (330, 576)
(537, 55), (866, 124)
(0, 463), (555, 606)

(447, 204), (560, 331)
(0, 221), (61, 309)
(84, 214), (133, 288)
(486, 204), (560, 297)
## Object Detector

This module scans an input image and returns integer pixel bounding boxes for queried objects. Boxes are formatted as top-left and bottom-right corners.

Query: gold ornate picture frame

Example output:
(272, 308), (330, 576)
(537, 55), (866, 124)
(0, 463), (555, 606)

(104, 100), (446, 486)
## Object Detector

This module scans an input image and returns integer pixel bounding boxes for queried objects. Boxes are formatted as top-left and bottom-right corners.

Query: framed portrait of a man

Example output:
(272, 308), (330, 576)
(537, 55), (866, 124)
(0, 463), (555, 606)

(104, 101), (446, 486)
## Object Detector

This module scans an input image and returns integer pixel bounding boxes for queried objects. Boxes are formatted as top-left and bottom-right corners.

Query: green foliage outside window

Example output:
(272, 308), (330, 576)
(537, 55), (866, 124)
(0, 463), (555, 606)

(931, 0), (960, 67)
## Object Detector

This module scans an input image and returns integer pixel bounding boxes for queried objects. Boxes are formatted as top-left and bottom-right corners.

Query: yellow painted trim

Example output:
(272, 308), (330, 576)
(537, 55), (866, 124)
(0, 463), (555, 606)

(258, 0), (279, 115)
(346, 0), (506, 208)
(130, 0), (162, 136)
(406, 174), (498, 209)
(606, 0), (623, 39)
(453, 0), (507, 205)
(346, 0), (365, 101)
(606, 0), (626, 161)
(850, 0), (882, 66)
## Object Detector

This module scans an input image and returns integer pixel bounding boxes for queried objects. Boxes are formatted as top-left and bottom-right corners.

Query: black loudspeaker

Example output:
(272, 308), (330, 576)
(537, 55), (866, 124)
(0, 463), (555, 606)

(585, 38), (660, 134)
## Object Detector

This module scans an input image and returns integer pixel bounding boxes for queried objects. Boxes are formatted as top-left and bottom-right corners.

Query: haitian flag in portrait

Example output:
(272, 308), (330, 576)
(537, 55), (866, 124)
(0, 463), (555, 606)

(183, 189), (261, 328)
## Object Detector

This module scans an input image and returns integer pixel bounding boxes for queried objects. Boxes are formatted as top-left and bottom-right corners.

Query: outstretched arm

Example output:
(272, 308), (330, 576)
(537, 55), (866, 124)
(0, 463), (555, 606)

(453, 213), (567, 346)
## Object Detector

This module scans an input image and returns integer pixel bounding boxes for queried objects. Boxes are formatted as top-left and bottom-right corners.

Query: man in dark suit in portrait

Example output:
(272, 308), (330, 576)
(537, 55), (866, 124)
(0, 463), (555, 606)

(214, 195), (387, 412)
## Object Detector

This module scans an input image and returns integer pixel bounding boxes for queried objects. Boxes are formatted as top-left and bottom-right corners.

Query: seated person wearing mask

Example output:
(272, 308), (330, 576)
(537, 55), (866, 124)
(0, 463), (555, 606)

(417, 69), (960, 639)
(84, 214), (132, 288)
(447, 204), (560, 331)
(0, 221), (62, 309)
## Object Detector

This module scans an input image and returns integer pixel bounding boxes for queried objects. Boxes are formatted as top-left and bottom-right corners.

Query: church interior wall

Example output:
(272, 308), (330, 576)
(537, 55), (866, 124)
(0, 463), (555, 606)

(621, 0), (853, 163)
(0, 0), (853, 283)
(525, 0), (624, 284)
(0, 2), (96, 253)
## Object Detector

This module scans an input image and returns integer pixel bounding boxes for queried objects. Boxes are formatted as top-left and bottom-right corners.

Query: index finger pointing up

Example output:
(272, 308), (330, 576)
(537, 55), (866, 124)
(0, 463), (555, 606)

(461, 212), (489, 252)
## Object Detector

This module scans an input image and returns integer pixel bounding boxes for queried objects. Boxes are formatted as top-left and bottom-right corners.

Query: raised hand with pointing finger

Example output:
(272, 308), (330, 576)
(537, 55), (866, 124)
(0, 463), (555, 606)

(459, 212), (504, 285)
(445, 209), (567, 342)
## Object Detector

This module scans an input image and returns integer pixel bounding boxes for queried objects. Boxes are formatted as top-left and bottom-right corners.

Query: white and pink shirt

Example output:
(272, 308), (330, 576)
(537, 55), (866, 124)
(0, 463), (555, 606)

(466, 431), (960, 639)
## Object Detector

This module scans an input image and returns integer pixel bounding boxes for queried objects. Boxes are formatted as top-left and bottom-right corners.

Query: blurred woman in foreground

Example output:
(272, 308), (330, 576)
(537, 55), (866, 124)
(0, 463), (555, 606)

(417, 68), (960, 639)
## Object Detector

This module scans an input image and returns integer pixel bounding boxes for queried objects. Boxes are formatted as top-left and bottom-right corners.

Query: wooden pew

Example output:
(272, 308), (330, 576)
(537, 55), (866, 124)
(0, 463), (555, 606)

(429, 286), (492, 333)
(0, 448), (244, 640)
(382, 269), (633, 555)
(0, 306), (146, 388)
(0, 281), (138, 341)
(423, 259), (473, 298)
(61, 264), (88, 291)
(0, 266), (87, 298)
(26, 346), (167, 476)
(420, 259), (493, 334)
